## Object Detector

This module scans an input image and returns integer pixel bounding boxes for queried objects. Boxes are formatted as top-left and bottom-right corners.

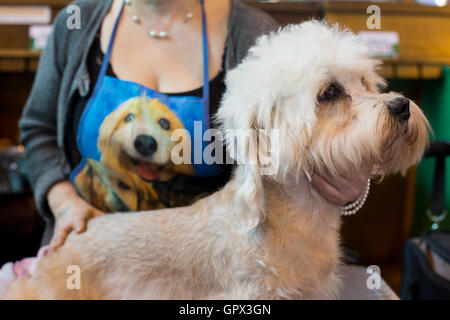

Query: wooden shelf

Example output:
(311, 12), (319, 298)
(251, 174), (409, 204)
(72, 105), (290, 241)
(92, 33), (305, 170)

(0, 49), (443, 78)
(0, 49), (40, 72)
(0, 1), (448, 78)
(246, 1), (450, 79)
(381, 59), (445, 79)
(0, 49), (40, 58)
(322, 2), (450, 78)
(0, 1), (67, 71)
(0, 0), (69, 5)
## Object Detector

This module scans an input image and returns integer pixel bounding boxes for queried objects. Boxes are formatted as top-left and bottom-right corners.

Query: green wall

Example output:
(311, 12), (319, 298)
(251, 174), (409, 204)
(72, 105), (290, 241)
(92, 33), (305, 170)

(411, 66), (450, 235)
(388, 67), (450, 235)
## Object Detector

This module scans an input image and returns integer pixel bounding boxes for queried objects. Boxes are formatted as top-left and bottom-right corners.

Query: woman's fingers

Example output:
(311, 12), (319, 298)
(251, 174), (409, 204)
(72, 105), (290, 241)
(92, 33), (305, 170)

(49, 223), (73, 253)
(93, 209), (105, 218)
(311, 173), (344, 205)
(37, 246), (50, 258)
(312, 168), (371, 205)
(46, 203), (105, 255)
(319, 168), (355, 190)
(315, 170), (360, 202)
(75, 218), (86, 233)
(76, 209), (103, 232)
(49, 231), (65, 251)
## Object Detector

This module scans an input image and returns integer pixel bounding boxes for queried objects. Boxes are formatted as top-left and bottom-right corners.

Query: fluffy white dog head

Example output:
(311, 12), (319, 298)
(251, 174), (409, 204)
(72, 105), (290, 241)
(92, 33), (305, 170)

(217, 21), (430, 227)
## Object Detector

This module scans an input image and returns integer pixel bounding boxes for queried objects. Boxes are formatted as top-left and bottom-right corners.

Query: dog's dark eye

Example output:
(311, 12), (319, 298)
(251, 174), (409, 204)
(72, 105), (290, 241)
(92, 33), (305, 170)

(322, 84), (340, 101)
(159, 118), (170, 131)
(124, 113), (135, 123)
(118, 181), (131, 191)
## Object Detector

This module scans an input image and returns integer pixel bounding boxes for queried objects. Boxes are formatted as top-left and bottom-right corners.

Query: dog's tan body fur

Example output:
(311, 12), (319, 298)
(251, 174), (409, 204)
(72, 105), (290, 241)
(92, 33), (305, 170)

(4, 175), (340, 299)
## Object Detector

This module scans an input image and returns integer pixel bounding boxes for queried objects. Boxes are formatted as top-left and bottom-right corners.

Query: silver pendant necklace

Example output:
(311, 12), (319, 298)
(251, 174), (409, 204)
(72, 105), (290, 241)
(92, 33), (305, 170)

(125, 0), (196, 39)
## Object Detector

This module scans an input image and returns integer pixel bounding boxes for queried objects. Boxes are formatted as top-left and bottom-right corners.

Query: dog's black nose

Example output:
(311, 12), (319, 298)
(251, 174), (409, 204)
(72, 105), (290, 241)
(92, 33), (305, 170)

(387, 97), (410, 121)
(134, 135), (158, 157)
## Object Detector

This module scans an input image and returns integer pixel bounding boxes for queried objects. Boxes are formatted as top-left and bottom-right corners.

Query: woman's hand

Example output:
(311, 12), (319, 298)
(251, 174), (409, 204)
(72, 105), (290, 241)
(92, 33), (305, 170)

(47, 181), (104, 254)
(311, 169), (371, 206)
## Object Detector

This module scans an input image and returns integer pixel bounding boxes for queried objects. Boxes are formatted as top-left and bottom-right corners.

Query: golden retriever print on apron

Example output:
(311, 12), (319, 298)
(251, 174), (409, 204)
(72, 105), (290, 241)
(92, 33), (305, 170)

(71, 0), (221, 212)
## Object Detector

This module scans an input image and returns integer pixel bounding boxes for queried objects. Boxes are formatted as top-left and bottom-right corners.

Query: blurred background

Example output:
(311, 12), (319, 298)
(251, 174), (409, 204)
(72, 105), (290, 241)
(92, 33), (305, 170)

(0, 0), (450, 296)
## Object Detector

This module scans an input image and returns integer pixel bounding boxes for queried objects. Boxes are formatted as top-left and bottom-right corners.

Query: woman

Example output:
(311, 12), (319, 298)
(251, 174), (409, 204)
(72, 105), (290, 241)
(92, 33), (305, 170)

(19, 0), (370, 255)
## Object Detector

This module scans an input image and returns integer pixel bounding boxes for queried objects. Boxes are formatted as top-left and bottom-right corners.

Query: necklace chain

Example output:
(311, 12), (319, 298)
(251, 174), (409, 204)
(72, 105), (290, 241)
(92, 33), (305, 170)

(125, 0), (197, 39)
(340, 178), (371, 216)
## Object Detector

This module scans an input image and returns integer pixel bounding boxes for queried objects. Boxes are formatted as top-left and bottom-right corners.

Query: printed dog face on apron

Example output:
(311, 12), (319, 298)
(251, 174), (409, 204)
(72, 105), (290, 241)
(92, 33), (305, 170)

(98, 97), (195, 182)
(71, 0), (221, 212)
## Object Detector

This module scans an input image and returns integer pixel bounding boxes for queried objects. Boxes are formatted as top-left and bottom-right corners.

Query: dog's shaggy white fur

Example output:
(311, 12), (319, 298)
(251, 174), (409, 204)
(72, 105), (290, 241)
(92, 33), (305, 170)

(2, 21), (429, 299)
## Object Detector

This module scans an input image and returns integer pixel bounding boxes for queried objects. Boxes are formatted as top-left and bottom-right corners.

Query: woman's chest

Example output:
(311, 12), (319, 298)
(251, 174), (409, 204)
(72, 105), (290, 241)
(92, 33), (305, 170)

(100, 10), (227, 93)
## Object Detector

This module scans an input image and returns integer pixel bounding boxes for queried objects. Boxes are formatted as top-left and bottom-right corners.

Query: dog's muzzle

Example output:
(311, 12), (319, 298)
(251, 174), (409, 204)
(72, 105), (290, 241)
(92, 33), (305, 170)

(134, 135), (158, 157)
(387, 97), (410, 122)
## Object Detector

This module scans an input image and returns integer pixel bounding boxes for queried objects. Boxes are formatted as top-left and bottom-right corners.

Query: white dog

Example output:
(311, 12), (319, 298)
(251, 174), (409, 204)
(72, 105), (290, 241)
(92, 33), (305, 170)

(2, 21), (429, 299)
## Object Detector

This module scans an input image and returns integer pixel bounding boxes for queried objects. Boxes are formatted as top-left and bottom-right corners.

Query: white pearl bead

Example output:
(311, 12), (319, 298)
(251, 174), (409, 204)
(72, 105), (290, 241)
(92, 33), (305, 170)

(129, 0), (196, 40)
(341, 178), (371, 216)
(158, 31), (168, 38)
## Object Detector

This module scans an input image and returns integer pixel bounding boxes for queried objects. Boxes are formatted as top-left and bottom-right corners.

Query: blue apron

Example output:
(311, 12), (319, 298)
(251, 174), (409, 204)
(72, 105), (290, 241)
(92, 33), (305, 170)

(70, 0), (222, 212)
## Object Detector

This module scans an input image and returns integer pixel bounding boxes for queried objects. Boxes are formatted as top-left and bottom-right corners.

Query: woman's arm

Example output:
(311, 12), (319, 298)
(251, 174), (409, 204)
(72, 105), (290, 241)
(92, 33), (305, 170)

(46, 181), (103, 253)
(18, 10), (70, 222)
(19, 9), (105, 249)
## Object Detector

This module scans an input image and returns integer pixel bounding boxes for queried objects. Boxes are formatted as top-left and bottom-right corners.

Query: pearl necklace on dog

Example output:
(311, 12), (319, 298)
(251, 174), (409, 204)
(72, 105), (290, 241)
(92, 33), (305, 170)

(125, 0), (197, 39)
(341, 178), (371, 216)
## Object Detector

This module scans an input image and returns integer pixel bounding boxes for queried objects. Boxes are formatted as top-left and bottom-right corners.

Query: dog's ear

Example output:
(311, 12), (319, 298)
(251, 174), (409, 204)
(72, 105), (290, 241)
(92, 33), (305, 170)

(231, 120), (268, 231)
(216, 71), (270, 230)
(98, 105), (128, 153)
(233, 162), (266, 231)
